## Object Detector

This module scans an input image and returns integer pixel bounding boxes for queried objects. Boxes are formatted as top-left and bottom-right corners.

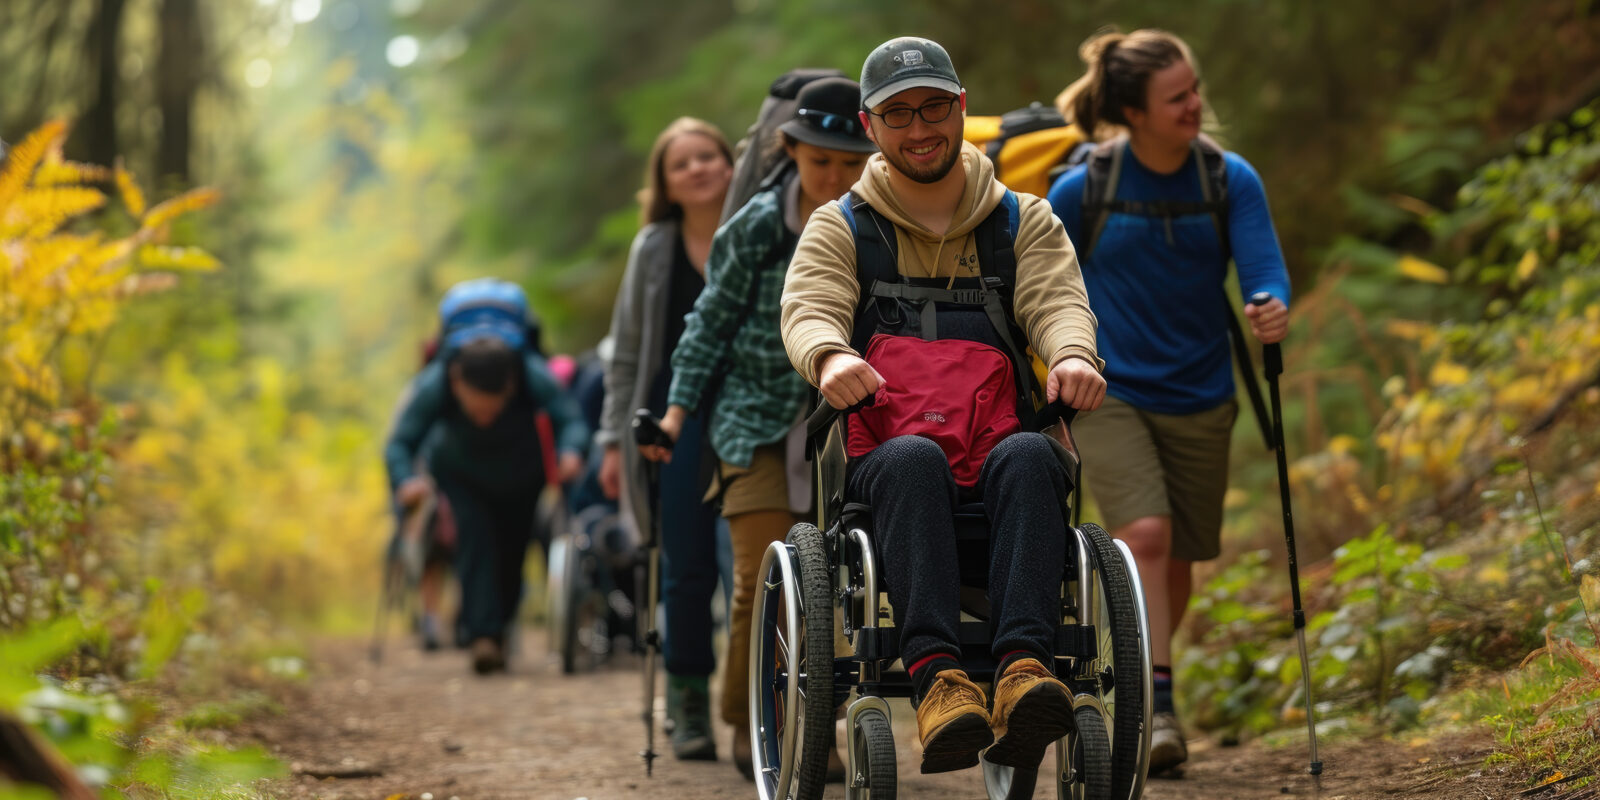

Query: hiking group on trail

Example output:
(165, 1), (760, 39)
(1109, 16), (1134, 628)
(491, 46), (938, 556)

(381, 26), (1291, 794)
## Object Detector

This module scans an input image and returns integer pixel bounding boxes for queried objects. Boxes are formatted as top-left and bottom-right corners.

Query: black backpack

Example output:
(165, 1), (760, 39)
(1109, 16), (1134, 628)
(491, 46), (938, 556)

(1079, 135), (1273, 449)
(835, 190), (1045, 421)
(719, 68), (846, 223)
(837, 189), (1086, 519)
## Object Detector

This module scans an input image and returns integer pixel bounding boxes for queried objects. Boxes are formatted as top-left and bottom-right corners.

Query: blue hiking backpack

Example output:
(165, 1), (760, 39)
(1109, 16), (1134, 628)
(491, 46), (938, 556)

(436, 278), (542, 356)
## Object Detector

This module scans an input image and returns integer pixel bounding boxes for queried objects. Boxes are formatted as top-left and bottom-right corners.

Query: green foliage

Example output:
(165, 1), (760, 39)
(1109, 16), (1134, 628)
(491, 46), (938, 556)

(1458, 639), (1600, 785)
(175, 692), (282, 733)
(1, 620), (288, 796)
(1179, 530), (1474, 737)
(1181, 99), (1600, 758)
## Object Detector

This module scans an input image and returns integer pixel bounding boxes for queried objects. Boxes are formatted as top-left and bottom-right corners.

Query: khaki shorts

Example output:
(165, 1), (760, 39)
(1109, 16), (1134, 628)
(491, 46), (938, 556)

(715, 443), (791, 518)
(1072, 395), (1238, 562)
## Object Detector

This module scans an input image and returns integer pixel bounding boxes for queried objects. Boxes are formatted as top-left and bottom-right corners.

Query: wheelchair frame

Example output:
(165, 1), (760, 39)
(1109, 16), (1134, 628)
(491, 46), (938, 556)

(750, 405), (1153, 800)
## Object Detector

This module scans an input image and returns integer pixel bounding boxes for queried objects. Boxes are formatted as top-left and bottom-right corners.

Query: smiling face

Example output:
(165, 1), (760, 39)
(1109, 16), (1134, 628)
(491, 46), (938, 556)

(661, 131), (733, 214)
(862, 87), (966, 185)
(1123, 58), (1203, 147)
(784, 140), (870, 208)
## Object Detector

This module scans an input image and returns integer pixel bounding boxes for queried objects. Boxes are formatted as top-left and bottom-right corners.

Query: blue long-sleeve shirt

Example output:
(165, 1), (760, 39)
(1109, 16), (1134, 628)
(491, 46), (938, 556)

(384, 351), (587, 494)
(1047, 144), (1291, 414)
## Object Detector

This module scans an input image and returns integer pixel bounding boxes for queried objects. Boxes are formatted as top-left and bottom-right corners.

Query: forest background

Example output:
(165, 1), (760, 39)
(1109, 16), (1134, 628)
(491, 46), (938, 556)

(1, 0), (1599, 793)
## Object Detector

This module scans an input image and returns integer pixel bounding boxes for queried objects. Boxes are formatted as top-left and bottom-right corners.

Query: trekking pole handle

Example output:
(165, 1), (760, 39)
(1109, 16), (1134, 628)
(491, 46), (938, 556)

(631, 409), (674, 451)
(1248, 292), (1284, 378)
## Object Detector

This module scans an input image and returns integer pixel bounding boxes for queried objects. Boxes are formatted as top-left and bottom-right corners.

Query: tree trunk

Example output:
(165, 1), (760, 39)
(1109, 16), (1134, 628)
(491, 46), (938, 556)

(73, 0), (127, 168)
(156, 0), (203, 182)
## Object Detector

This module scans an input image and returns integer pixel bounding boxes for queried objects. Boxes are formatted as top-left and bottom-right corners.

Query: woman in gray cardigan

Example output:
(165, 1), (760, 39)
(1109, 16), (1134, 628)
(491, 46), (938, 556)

(597, 116), (733, 762)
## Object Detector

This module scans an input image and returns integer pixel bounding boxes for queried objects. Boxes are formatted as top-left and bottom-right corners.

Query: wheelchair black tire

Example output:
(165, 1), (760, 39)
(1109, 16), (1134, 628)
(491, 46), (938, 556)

(1069, 704), (1113, 800)
(854, 707), (897, 799)
(560, 547), (605, 674)
(1078, 523), (1146, 800)
(788, 522), (836, 800)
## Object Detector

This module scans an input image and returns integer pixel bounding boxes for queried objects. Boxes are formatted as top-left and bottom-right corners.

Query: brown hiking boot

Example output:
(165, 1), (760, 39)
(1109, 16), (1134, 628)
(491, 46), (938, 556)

(987, 658), (1073, 768)
(469, 637), (503, 675)
(916, 669), (994, 774)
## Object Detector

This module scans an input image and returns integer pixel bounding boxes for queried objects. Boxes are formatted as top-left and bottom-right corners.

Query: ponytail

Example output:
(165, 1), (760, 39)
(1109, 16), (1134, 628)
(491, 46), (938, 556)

(1055, 29), (1126, 139)
(1055, 28), (1197, 141)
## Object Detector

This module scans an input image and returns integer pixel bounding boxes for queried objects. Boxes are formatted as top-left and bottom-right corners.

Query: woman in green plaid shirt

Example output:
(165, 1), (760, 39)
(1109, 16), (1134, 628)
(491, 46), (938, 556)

(647, 77), (873, 781)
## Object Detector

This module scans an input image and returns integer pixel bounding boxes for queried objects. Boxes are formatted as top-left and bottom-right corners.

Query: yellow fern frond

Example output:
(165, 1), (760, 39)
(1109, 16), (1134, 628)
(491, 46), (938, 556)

(0, 120), (69, 209)
(17, 233), (102, 286)
(115, 160), (147, 218)
(143, 187), (222, 230)
(5, 187), (107, 239)
(138, 245), (220, 272)
(34, 160), (112, 188)
(90, 236), (138, 271)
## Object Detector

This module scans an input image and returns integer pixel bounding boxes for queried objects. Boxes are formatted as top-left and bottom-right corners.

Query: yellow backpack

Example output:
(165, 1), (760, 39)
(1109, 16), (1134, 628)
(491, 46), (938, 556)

(964, 103), (1093, 198)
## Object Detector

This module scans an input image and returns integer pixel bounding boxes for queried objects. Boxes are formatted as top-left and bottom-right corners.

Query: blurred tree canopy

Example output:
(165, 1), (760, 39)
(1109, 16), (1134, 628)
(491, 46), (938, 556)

(401, 0), (1599, 349)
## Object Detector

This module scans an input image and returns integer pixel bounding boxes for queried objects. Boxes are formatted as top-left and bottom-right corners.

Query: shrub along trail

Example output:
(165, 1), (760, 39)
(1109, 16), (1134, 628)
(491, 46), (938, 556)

(251, 630), (1523, 799)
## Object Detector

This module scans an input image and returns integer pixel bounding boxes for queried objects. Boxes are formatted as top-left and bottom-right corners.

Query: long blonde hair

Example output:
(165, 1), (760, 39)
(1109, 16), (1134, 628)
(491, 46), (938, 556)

(637, 117), (732, 227)
(1055, 28), (1200, 141)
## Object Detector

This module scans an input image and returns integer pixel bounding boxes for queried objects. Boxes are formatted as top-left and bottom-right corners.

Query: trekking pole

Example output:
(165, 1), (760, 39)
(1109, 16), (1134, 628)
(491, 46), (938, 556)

(369, 559), (393, 664)
(1249, 292), (1323, 786)
(369, 495), (433, 664)
(631, 410), (673, 777)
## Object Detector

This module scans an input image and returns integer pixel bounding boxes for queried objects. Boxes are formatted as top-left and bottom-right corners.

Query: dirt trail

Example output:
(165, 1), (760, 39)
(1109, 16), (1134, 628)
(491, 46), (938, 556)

(253, 631), (1521, 800)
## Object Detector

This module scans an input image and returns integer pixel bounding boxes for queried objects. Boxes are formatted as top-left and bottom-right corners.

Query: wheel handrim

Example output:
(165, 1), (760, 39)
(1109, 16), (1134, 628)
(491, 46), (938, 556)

(1111, 538), (1154, 798)
(753, 542), (804, 800)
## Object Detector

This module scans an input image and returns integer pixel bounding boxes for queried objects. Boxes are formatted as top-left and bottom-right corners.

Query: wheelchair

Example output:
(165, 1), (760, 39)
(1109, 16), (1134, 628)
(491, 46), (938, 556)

(749, 401), (1153, 800)
(545, 495), (640, 674)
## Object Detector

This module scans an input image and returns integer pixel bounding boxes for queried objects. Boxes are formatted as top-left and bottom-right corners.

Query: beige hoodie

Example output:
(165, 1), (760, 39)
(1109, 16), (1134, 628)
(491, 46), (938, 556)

(780, 140), (1101, 386)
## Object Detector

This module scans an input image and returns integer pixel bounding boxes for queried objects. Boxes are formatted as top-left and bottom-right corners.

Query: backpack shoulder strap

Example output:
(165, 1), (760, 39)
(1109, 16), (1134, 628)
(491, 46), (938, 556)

(843, 190), (906, 352)
(1192, 135), (1231, 261)
(1188, 137), (1272, 448)
(972, 190), (1044, 406)
(841, 190), (901, 289)
(972, 189), (1020, 315)
(1080, 138), (1126, 262)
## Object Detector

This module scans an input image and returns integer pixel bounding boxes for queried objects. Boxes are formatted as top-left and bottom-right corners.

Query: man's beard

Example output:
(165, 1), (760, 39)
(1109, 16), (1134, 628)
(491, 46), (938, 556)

(884, 138), (960, 184)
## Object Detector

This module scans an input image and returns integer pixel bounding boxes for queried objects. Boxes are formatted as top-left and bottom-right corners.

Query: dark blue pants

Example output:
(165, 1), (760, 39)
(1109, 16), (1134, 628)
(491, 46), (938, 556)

(437, 478), (541, 642)
(847, 433), (1070, 671)
(658, 414), (724, 677)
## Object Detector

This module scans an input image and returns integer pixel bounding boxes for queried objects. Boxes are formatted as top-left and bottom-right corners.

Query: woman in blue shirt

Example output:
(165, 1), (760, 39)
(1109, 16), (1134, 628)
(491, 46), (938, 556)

(1046, 28), (1290, 775)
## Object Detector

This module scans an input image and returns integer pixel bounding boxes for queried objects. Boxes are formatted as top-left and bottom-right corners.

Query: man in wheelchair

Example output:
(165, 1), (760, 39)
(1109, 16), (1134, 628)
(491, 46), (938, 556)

(780, 36), (1106, 775)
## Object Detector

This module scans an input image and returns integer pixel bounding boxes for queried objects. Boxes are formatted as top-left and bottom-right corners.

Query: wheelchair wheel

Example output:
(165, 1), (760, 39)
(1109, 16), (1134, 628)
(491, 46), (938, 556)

(551, 532), (609, 674)
(1078, 523), (1152, 800)
(850, 707), (896, 800)
(546, 534), (572, 667)
(1057, 702), (1113, 800)
(751, 523), (835, 800)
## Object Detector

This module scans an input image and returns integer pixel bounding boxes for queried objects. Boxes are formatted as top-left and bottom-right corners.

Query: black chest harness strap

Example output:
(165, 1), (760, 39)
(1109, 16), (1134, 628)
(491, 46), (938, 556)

(838, 189), (1044, 409)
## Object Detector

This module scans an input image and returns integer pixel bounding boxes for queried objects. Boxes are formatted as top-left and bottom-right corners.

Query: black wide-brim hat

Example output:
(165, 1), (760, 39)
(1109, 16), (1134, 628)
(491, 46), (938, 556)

(778, 77), (878, 154)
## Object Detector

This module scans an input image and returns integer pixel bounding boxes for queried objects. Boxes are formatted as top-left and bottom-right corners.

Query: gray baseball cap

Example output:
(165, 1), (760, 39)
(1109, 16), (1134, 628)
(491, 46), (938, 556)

(860, 36), (962, 110)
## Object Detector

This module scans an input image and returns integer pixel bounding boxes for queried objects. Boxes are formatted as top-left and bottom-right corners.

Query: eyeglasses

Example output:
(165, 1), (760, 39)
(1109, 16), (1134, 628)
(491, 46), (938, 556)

(867, 97), (958, 129)
(796, 108), (863, 136)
